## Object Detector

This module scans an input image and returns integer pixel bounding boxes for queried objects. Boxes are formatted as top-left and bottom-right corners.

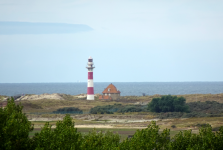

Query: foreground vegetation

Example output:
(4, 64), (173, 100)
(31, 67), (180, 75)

(2, 98), (223, 150)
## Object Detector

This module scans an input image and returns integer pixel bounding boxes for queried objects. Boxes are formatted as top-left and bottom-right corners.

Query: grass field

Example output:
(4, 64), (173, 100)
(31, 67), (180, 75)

(29, 127), (186, 142)
(29, 128), (137, 141)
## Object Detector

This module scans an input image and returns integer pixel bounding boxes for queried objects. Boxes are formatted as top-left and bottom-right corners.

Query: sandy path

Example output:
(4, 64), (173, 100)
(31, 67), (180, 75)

(75, 125), (147, 129)
(75, 125), (114, 128)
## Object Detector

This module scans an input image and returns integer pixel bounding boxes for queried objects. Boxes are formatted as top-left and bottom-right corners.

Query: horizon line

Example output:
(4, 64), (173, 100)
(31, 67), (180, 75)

(1, 81), (223, 84)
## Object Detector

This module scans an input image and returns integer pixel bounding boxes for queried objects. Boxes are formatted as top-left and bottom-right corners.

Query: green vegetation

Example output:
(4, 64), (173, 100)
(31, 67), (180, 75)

(53, 107), (83, 114)
(148, 95), (189, 113)
(45, 95), (223, 119)
(0, 97), (34, 150)
(89, 104), (118, 114)
(89, 103), (147, 114)
(15, 93), (223, 114)
(31, 115), (82, 149)
(157, 101), (223, 119)
(89, 95), (223, 119)
(188, 101), (223, 114)
(2, 98), (223, 149)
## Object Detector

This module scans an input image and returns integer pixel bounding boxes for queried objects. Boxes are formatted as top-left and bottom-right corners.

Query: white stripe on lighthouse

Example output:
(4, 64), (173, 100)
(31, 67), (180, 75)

(87, 95), (94, 100)
(88, 80), (94, 87)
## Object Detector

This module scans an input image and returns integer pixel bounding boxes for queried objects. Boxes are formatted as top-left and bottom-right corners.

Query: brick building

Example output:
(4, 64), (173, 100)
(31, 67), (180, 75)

(99, 83), (121, 100)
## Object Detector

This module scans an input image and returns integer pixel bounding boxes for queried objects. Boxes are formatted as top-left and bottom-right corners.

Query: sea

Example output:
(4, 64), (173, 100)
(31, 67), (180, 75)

(0, 82), (223, 97)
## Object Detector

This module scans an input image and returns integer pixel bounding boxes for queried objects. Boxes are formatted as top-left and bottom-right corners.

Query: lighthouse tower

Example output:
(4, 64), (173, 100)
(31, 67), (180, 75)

(86, 56), (95, 100)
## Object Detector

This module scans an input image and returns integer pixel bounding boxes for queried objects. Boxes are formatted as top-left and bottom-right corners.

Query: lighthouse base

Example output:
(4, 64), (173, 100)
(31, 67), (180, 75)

(87, 95), (94, 100)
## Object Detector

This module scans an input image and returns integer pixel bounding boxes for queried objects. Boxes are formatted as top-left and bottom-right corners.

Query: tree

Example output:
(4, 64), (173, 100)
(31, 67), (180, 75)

(148, 95), (189, 113)
(32, 114), (82, 149)
(81, 129), (120, 150)
(118, 121), (170, 149)
(0, 97), (34, 150)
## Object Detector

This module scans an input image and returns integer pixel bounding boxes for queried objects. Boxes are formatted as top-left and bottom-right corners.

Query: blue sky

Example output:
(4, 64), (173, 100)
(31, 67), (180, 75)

(0, 0), (223, 83)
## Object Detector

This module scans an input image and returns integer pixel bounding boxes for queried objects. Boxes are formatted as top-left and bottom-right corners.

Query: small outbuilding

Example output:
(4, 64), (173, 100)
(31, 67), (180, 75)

(99, 83), (121, 100)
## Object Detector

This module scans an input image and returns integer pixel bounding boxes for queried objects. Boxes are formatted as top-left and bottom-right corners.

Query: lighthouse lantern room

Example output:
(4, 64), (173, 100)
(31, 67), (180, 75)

(86, 56), (95, 100)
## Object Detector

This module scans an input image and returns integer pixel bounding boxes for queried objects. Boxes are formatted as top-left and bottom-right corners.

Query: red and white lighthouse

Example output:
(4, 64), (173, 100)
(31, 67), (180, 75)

(86, 56), (95, 100)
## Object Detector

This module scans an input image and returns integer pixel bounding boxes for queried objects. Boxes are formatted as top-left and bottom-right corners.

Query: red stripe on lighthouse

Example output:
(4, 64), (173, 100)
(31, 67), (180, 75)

(87, 87), (94, 94)
(88, 72), (93, 79)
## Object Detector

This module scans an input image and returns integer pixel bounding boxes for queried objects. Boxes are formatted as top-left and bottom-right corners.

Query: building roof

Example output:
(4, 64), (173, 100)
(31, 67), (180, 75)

(102, 83), (121, 94)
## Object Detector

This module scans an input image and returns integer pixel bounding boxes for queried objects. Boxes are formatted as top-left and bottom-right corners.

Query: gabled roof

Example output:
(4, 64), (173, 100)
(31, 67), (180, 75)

(102, 83), (121, 94)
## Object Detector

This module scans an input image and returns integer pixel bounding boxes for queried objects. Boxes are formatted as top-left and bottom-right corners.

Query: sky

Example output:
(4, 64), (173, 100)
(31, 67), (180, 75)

(0, 0), (223, 83)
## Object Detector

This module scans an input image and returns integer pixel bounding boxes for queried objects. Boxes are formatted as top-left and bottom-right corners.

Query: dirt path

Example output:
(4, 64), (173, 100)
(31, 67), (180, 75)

(75, 125), (147, 129)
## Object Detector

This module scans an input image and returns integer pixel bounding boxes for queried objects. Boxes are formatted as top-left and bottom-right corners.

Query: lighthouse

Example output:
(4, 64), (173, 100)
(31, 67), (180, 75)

(86, 56), (95, 100)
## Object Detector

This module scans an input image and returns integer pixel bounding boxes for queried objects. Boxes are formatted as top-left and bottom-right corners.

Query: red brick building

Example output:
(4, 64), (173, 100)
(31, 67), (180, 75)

(99, 83), (121, 100)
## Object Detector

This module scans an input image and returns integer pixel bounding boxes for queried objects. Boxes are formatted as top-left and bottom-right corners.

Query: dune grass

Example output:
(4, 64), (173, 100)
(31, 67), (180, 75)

(20, 93), (223, 114)
(0, 95), (7, 101)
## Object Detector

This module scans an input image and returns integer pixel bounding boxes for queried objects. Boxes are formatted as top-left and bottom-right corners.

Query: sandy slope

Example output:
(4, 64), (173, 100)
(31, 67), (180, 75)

(19, 93), (64, 101)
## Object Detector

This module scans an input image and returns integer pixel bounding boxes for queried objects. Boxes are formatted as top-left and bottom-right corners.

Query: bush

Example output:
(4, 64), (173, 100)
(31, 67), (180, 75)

(187, 101), (223, 114)
(53, 107), (83, 114)
(117, 105), (143, 113)
(89, 104), (146, 114)
(148, 95), (189, 113)
(89, 105), (116, 114)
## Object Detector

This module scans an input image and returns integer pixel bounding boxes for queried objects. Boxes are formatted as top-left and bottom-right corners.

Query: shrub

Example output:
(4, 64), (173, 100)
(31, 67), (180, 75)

(89, 104), (145, 114)
(187, 101), (223, 114)
(117, 105), (143, 113)
(148, 95), (189, 113)
(89, 105), (116, 114)
(53, 107), (83, 114)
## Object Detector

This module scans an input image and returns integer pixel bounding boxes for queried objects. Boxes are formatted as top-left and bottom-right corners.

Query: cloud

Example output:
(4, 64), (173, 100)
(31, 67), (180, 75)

(0, 21), (93, 34)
